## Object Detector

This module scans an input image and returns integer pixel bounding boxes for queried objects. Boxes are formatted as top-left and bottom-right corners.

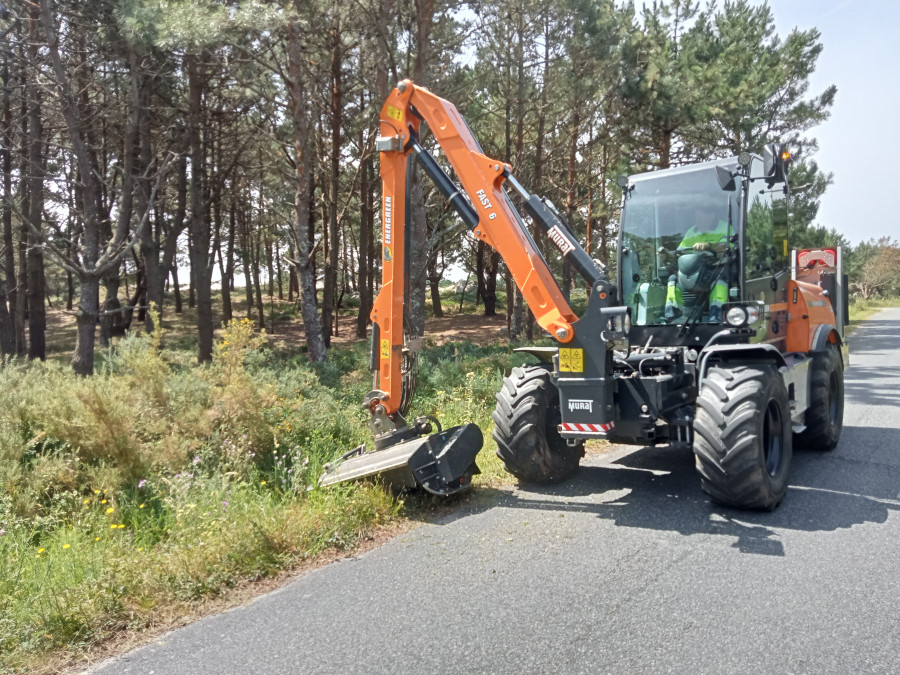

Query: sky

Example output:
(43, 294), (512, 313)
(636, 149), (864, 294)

(766, 0), (900, 245)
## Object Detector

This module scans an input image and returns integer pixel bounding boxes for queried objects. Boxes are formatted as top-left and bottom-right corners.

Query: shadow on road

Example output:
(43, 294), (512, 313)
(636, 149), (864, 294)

(427, 312), (900, 556)
(436, 425), (899, 558)
(844, 365), (900, 407)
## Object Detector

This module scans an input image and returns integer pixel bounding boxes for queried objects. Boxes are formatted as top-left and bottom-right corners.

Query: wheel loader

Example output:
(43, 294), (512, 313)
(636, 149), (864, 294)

(320, 80), (848, 510)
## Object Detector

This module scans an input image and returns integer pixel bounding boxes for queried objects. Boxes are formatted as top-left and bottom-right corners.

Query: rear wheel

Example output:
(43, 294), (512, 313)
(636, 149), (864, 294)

(795, 344), (844, 450)
(693, 365), (792, 510)
(492, 365), (584, 483)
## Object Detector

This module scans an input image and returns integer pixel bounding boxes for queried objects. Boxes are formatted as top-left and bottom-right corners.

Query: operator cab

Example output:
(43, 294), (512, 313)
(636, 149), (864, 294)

(618, 153), (790, 348)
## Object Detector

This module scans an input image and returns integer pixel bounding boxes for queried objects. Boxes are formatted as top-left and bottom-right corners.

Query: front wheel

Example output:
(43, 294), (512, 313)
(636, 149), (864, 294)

(492, 365), (584, 483)
(693, 365), (792, 510)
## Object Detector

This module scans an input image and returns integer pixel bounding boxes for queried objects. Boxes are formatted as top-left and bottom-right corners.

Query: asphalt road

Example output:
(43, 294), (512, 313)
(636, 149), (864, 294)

(91, 309), (900, 675)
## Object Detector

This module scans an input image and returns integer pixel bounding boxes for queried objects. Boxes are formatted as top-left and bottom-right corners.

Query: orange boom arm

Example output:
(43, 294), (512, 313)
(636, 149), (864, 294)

(368, 80), (599, 417)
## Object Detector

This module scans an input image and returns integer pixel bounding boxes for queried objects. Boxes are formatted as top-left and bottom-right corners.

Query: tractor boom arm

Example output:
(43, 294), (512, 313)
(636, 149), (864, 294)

(369, 80), (601, 417)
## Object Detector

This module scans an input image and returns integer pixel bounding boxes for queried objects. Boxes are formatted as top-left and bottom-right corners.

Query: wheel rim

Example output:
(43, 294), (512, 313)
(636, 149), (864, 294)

(828, 370), (839, 425)
(763, 399), (784, 476)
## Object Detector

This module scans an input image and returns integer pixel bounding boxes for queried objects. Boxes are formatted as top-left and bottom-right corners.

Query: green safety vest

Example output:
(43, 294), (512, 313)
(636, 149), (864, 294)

(679, 220), (731, 249)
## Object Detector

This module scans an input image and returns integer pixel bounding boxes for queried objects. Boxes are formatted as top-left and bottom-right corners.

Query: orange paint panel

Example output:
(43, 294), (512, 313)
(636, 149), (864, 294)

(785, 280), (837, 354)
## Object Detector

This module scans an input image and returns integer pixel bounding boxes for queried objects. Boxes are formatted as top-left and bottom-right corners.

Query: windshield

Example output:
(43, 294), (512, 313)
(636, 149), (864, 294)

(620, 166), (739, 326)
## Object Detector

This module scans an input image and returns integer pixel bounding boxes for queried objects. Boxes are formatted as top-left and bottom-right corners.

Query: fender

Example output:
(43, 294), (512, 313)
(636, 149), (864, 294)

(811, 323), (841, 352)
(697, 342), (787, 389)
(810, 322), (849, 369)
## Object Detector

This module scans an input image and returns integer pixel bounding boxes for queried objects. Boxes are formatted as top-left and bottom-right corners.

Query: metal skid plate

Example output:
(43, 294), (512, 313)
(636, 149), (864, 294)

(319, 424), (483, 496)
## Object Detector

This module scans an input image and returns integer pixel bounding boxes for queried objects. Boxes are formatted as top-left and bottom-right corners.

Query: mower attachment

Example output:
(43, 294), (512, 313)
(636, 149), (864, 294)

(319, 423), (483, 496)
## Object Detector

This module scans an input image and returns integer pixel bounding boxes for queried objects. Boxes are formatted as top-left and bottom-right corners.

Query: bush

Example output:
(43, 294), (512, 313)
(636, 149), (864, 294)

(0, 319), (522, 670)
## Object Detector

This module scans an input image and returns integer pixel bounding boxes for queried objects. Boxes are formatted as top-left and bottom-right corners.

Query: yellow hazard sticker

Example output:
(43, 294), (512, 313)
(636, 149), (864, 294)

(559, 348), (584, 373)
(380, 339), (390, 360)
(386, 105), (402, 121)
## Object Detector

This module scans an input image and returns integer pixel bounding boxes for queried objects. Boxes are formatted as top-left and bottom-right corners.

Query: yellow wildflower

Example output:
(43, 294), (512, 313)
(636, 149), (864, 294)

(110, 525), (118, 529)
(139, 504), (145, 509)
(83, 499), (90, 504)
(260, 480), (267, 485)
(62, 544), (70, 550)
(138, 547), (143, 552)
(95, 537), (100, 541)
(118, 524), (126, 529)
(93, 489), (99, 494)
(106, 507), (115, 514)
(38, 548), (45, 553)
(100, 499), (107, 504)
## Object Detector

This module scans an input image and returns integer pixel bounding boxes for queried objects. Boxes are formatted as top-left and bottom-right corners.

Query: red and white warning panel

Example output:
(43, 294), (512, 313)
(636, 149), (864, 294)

(797, 247), (837, 269)
(559, 421), (615, 435)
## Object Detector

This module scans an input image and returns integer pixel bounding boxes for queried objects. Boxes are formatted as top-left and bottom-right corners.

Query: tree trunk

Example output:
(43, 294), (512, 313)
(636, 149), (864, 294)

(186, 53), (213, 362)
(131, 49), (159, 332)
(72, 276), (99, 376)
(356, 139), (371, 338)
(287, 241), (296, 302)
(659, 129), (672, 169)
(16, 218), (27, 355)
(322, 23), (342, 347)
(475, 240), (485, 309)
(275, 240), (283, 300)
(483, 250), (500, 316)
(0, 274), (12, 357)
(188, 257), (196, 308)
(66, 256), (74, 311)
(15, 68), (27, 356)
(526, 19), (552, 341)
(0, 49), (15, 357)
(172, 266), (182, 313)
(158, 137), (189, 322)
(253, 234), (265, 329)
(266, 237), (275, 299)
(241, 205), (254, 319)
(218, 197), (236, 323)
(562, 107), (581, 303)
(428, 275), (443, 318)
(406, 0), (435, 338)
(287, 18), (327, 362)
(427, 244), (444, 318)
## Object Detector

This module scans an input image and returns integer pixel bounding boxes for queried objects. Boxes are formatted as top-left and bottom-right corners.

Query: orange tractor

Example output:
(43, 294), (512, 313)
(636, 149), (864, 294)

(320, 81), (848, 510)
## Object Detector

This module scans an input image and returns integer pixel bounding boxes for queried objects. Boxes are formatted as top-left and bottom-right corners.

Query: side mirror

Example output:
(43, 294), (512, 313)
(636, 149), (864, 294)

(716, 165), (736, 191)
(763, 143), (791, 186)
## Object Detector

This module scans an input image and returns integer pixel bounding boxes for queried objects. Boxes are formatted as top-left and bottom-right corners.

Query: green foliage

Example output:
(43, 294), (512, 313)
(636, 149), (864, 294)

(0, 320), (530, 668)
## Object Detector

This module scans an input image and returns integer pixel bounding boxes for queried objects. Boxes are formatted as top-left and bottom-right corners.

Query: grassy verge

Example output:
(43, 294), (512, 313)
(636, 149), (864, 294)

(0, 318), (523, 673)
(846, 295), (899, 333)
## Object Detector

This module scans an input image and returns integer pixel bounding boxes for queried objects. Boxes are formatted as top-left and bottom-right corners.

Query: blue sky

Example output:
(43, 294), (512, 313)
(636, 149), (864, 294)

(767, 0), (899, 244)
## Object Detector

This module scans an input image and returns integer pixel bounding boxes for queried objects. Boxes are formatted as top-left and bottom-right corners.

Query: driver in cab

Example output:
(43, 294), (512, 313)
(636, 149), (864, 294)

(661, 207), (732, 323)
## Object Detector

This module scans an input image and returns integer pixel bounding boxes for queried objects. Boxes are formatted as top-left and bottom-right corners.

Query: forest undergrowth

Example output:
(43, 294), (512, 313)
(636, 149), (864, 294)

(0, 316), (517, 672)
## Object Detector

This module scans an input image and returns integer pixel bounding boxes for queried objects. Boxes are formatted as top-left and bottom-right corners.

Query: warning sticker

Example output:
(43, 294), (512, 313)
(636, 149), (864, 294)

(559, 348), (584, 373)
(386, 105), (402, 121)
(380, 339), (390, 360)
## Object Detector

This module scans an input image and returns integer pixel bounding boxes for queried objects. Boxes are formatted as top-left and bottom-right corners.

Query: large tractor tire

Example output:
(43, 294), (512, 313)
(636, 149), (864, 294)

(693, 365), (792, 510)
(492, 364), (584, 483)
(794, 344), (844, 451)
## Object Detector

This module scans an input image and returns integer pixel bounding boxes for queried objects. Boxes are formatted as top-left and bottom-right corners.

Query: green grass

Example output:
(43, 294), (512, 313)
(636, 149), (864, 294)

(0, 316), (524, 672)
(847, 295), (899, 333)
